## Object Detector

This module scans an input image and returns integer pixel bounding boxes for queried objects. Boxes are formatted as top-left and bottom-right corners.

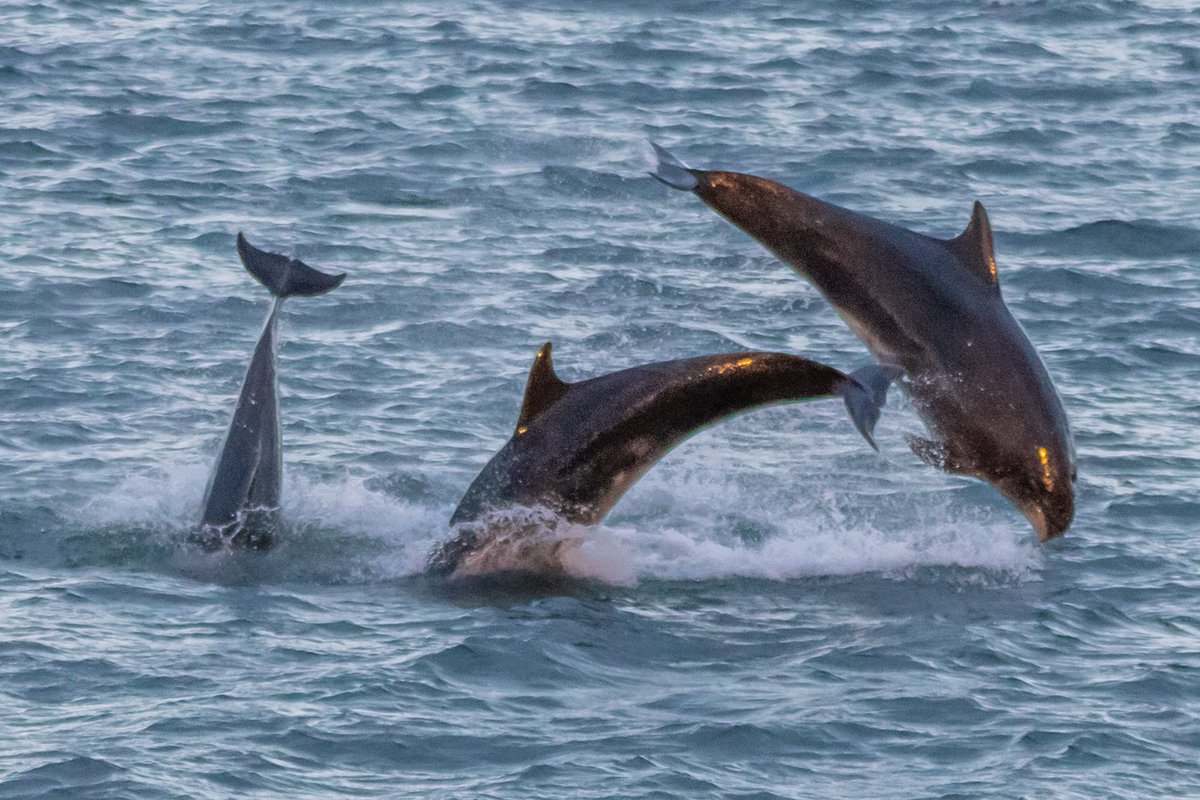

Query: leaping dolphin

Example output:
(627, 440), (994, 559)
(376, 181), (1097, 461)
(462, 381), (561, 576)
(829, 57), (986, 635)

(193, 234), (345, 550)
(651, 143), (1076, 540)
(429, 343), (897, 577)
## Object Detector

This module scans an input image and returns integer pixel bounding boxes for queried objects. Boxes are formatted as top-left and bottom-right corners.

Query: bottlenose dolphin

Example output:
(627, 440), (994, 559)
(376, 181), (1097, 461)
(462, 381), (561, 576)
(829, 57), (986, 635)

(651, 144), (1076, 539)
(428, 344), (897, 577)
(193, 234), (345, 550)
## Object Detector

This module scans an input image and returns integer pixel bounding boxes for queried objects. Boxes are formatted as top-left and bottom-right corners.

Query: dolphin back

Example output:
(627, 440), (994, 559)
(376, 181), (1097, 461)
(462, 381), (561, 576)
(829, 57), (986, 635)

(236, 233), (346, 298)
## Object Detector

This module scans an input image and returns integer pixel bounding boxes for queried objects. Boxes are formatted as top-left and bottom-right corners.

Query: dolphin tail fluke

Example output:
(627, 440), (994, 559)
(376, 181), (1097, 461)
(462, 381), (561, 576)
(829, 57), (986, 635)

(648, 142), (698, 191)
(236, 233), (346, 298)
(838, 365), (903, 450)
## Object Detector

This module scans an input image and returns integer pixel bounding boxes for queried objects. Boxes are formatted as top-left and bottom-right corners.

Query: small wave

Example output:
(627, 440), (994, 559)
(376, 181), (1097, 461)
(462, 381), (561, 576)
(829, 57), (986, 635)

(86, 111), (240, 142)
(1, 755), (134, 798)
(1008, 219), (1200, 260)
(0, 140), (70, 163)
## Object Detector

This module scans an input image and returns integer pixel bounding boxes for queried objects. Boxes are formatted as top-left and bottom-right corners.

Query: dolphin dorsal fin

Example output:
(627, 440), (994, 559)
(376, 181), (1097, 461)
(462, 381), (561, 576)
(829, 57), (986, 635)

(515, 342), (569, 433)
(947, 201), (999, 289)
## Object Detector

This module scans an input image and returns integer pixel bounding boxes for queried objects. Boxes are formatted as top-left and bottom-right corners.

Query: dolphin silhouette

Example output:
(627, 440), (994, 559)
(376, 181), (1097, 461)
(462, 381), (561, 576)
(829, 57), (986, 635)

(429, 343), (897, 577)
(651, 143), (1075, 539)
(193, 234), (345, 550)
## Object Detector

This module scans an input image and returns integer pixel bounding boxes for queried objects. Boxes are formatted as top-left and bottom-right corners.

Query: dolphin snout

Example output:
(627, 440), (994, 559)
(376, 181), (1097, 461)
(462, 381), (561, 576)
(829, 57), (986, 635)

(1017, 490), (1075, 542)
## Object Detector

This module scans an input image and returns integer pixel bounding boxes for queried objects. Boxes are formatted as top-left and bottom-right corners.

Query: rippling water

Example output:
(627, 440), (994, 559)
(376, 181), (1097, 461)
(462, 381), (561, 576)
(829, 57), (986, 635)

(2, 1), (1199, 797)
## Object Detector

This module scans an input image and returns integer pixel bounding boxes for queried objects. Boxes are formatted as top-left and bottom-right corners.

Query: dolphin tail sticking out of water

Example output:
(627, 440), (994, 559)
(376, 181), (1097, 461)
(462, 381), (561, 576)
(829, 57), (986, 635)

(193, 234), (345, 551)
(650, 142), (1076, 540)
(429, 343), (899, 578)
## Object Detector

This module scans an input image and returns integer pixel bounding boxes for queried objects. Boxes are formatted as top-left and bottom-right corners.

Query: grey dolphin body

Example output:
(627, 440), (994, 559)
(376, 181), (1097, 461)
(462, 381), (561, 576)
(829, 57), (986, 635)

(651, 144), (1076, 540)
(429, 344), (896, 577)
(194, 234), (345, 550)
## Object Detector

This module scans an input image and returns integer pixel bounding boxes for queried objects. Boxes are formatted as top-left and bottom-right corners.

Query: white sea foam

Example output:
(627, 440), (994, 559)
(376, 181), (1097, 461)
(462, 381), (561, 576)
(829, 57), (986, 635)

(443, 506), (640, 586)
(72, 461), (449, 582)
(80, 460), (211, 530)
(280, 470), (450, 577)
(603, 513), (1040, 583)
(73, 456), (1039, 586)
(599, 469), (1042, 583)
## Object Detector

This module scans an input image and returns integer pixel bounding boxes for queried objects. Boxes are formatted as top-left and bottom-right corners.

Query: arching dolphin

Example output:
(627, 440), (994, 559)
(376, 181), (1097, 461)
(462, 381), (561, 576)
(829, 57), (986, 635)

(192, 234), (345, 550)
(651, 144), (1076, 539)
(428, 343), (897, 577)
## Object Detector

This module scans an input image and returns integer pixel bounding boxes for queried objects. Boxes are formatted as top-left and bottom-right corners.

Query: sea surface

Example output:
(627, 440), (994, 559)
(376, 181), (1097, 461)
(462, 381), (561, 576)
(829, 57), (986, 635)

(2, 1), (1199, 797)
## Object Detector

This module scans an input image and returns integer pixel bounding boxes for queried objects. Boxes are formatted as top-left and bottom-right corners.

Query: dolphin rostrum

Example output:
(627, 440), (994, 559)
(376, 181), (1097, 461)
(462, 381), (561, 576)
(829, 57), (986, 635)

(651, 143), (1076, 540)
(428, 344), (897, 577)
(193, 234), (345, 550)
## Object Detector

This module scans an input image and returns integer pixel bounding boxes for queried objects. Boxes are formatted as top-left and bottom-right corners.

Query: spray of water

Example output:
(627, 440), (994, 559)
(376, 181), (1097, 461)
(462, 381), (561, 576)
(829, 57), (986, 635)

(45, 455), (1040, 587)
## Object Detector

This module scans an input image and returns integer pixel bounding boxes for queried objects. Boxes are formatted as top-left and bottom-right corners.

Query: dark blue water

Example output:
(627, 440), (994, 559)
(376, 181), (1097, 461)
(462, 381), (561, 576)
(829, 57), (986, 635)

(2, 1), (1199, 797)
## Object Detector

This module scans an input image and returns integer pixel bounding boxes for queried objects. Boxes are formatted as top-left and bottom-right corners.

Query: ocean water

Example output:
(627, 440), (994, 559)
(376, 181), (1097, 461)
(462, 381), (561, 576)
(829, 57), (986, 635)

(2, 0), (1199, 797)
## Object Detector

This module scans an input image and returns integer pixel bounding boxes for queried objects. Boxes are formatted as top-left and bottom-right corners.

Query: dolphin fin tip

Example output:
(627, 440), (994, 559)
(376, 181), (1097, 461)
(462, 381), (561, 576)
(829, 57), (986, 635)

(839, 365), (902, 450)
(845, 399), (881, 450)
(862, 428), (880, 452)
(948, 201), (999, 288)
(648, 141), (698, 191)
(515, 342), (569, 432)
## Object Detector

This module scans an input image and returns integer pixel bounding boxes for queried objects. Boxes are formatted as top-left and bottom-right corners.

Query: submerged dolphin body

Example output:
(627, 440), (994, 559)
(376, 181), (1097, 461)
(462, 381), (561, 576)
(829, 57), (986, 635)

(429, 344), (897, 577)
(194, 234), (345, 550)
(651, 144), (1075, 539)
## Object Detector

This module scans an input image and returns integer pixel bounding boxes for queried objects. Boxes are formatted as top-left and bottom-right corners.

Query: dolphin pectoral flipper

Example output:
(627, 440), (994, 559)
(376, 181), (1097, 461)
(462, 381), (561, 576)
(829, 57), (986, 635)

(837, 365), (902, 451)
(649, 142), (699, 191)
(236, 233), (346, 298)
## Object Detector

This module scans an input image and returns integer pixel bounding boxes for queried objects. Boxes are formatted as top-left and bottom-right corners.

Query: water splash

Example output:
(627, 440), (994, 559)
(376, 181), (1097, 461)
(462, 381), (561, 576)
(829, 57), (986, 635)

(30, 452), (1042, 587)
(603, 469), (1042, 583)
(46, 462), (449, 584)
